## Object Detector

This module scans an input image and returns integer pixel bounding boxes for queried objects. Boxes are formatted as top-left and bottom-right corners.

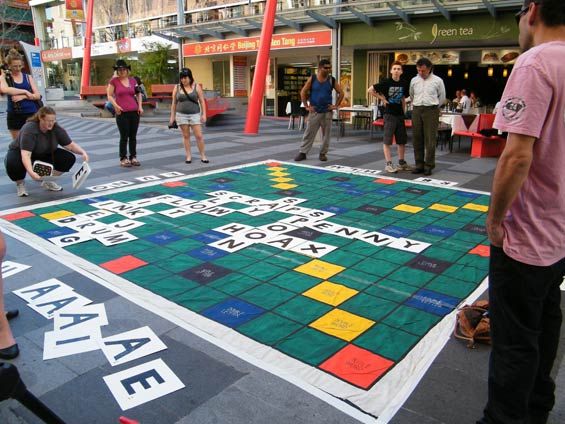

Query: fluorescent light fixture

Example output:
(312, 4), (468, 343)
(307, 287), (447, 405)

(167, 59), (177, 63)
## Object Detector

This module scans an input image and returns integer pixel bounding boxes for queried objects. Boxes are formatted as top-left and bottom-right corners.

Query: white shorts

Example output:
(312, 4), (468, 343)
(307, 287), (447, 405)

(176, 112), (201, 126)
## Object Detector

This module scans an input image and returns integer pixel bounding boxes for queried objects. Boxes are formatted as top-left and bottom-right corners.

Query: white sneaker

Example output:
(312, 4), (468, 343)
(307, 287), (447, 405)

(41, 181), (63, 192)
(384, 163), (398, 173)
(16, 183), (28, 197)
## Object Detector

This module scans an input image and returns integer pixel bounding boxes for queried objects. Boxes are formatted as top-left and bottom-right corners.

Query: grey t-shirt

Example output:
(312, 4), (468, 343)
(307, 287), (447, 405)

(175, 84), (201, 115)
(9, 121), (72, 155)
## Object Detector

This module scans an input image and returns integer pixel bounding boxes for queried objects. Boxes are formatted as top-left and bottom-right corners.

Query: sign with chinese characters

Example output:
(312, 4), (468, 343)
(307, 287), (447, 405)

(41, 48), (73, 63)
(183, 30), (332, 57)
(65, 0), (85, 21)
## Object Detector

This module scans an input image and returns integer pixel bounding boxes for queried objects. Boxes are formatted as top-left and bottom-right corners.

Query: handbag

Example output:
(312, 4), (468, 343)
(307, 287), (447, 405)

(168, 121), (178, 129)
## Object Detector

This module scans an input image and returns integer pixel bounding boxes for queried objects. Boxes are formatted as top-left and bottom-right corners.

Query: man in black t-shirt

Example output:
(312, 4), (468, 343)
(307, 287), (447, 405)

(368, 61), (411, 173)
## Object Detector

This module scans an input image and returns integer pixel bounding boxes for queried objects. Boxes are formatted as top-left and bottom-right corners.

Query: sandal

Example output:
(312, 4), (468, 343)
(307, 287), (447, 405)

(130, 157), (141, 166)
(120, 158), (132, 167)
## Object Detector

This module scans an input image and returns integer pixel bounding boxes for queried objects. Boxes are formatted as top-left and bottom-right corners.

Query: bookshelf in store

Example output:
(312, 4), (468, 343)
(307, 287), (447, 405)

(276, 66), (312, 116)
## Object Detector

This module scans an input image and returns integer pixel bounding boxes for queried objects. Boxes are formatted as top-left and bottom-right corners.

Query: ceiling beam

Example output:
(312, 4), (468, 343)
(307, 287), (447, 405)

(305, 10), (337, 29)
(198, 28), (225, 40)
(482, 0), (497, 17)
(276, 15), (303, 32)
(244, 18), (264, 30)
(348, 7), (375, 27)
(153, 31), (181, 44)
(172, 29), (202, 42)
(430, 0), (451, 21)
(387, 2), (410, 25)
(219, 23), (248, 37)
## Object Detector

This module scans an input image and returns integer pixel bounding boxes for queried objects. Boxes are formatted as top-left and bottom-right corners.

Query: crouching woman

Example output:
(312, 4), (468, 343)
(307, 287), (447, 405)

(4, 106), (89, 197)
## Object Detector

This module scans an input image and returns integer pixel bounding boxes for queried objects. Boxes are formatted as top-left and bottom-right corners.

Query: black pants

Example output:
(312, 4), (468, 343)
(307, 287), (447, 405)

(4, 148), (76, 181)
(116, 111), (140, 160)
(482, 246), (564, 424)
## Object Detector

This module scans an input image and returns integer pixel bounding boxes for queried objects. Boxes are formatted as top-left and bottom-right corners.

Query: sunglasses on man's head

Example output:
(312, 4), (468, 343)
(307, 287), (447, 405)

(515, 2), (538, 25)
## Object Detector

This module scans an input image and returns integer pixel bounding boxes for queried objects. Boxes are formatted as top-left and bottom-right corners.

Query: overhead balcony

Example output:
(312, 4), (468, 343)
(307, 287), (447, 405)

(155, 0), (523, 42)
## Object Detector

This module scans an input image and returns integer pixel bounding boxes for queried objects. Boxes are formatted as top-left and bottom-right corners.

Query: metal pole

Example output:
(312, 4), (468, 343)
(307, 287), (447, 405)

(243, 0), (277, 135)
(177, 0), (185, 71)
(79, 0), (95, 96)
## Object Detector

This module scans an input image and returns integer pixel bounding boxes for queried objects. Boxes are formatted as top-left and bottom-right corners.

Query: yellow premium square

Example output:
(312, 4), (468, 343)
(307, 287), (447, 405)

(270, 177), (294, 183)
(310, 309), (375, 342)
(267, 167), (287, 172)
(463, 203), (489, 212)
(269, 171), (290, 177)
(272, 183), (297, 190)
(303, 281), (358, 306)
(429, 203), (458, 213)
(295, 259), (345, 280)
(394, 204), (424, 214)
(40, 210), (75, 220)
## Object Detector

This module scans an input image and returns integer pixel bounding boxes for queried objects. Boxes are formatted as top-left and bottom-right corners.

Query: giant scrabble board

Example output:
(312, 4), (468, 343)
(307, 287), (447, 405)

(1, 161), (490, 421)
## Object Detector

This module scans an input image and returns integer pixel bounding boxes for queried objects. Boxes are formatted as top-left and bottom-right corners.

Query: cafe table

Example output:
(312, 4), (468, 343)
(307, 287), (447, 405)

(336, 106), (374, 140)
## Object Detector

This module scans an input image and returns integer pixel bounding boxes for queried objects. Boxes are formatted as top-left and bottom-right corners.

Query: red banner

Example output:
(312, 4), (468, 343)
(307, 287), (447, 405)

(116, 38), (131, 54)
(66, 0), (85, 21)
(183, 30), (332, 57)
(40, 48), (73, 63)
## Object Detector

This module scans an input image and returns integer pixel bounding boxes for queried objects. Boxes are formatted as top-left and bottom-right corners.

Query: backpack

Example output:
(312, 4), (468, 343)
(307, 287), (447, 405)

(453, 300), (490, 348)
(310, 75), (336, 91)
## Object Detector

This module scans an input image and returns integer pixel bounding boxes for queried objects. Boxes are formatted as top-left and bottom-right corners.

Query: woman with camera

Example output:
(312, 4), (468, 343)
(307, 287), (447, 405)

(169, 68), (208, 164)
(4, 106), (89, 197)
(107, 59), (143, 167)
(0, 49), (42, 140)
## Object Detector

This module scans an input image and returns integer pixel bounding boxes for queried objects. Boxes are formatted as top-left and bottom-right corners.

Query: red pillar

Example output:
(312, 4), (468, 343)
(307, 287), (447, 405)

(243, 0), (277, 135)
(80, 0), (95, 96)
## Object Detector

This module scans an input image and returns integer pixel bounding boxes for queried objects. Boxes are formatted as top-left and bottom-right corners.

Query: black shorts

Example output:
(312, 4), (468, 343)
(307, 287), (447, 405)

(7, 112), (34, 130)
(383, 114), (408, 145)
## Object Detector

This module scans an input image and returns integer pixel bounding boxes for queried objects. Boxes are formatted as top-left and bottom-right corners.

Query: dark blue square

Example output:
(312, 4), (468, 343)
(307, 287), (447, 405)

(321, 205), (348, 214)
(229, 169), (247, 175)
(380, 225), (413, 238)
(83, 197), (106, 204)
(212, 178), (234, 184)
(138, 191), (163, 198)
(404, 289), (459, 316)
(276, 190), (302, 196)
(454, 191), (480, 199)
(181, 262), (232, 284)
(187, 245), (228, 261)
(202, 298), (265, 328)
(145, 231), (182, 245)
(336, 182), (356, 188)
(191, 230), (228, 243)
(421, 225), (456, 238)
(39, 227), (77, 239)
(463, 223), (487, 235)
(329, 176), (350, 182)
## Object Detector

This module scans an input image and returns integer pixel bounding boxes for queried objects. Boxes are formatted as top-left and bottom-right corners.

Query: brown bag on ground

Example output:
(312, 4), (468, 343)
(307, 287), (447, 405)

(453, 300), (490, 348)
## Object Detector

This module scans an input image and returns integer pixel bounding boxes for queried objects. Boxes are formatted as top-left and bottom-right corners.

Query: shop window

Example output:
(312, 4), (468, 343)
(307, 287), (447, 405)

(213, 60), (231, 97)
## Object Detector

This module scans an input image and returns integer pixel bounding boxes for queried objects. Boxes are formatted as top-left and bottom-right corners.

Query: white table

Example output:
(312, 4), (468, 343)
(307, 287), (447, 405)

(336, 107), (374, 140)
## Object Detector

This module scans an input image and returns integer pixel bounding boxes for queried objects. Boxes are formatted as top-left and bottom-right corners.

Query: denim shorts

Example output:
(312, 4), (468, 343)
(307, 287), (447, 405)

(176, 112), (201, 126)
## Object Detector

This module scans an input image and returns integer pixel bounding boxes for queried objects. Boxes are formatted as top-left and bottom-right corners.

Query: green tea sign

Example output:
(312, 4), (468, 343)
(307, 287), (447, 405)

(342, 13), (518, 47)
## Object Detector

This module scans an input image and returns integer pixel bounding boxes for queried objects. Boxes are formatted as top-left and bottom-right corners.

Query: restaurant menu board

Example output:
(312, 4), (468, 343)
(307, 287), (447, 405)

(395, 50), (460, 65)
(233, 56), (247, 97)
(481, 49), (520, 65)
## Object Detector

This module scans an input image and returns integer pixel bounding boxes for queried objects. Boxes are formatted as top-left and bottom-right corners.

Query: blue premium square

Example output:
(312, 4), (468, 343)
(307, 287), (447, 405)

(321, 205), (348, 214)
(202, 298), (265, 327)
(145, 230), (182, 245)
(38, 227), (77, 239)
(421, 225), (457, 238)
(188, 245), (229, 261)
(380, 225), (414, 238)
(191, 230), (229, 243)
(404, 289), (459, 316)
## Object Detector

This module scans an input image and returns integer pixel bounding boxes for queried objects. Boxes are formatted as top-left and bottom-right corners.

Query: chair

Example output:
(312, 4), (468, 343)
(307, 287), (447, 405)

(287, 100), (306, 130)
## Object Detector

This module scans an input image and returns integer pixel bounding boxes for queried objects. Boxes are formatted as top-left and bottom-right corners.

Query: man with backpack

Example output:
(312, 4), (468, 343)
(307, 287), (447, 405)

(478, 1), (565, 423)
(294, 59), (344, 162)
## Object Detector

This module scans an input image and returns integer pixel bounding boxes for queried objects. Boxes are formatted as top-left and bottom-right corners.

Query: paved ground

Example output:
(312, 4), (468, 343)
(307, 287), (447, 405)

(0, 109), (563, 423)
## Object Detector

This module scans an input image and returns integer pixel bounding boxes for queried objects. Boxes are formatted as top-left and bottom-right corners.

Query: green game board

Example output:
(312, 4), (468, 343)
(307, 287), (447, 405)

(1, 161), (490, 418)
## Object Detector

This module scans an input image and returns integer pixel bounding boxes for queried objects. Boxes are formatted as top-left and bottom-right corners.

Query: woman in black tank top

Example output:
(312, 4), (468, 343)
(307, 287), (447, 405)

(169, 68), (208, 164)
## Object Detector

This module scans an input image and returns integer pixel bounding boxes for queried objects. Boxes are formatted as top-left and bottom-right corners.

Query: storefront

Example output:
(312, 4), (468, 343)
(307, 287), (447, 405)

(342, 12), (519, 110)
(182, 27), (334, 116)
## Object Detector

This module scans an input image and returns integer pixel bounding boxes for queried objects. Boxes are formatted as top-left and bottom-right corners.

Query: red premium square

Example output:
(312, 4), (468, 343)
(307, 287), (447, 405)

(1, 211), (35, 221)
(266, 161), (281, 167)
(162, 181), (187, 188)
(374, 178), (397, 185)
(320, 344), (394, 389)
(469, 244), (490, 257)
(101, 255), (147, 274)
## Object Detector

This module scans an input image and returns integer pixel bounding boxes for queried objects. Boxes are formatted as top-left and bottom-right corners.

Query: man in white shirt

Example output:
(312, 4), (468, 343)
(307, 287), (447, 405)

(459, 89), (471, 113)
(409, 57), (446, 176)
